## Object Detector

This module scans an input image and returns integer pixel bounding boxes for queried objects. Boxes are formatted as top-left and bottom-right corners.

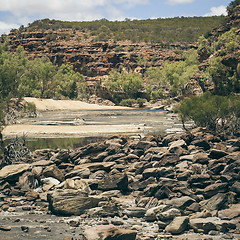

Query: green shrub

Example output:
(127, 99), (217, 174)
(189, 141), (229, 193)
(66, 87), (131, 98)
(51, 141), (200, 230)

(178, 92), (240, 134)
(151, 89), (163, 100)
(136, 98), (147, 107)
(23, 102), (36, 113)
(120, 99), (136, 107)
(106, 70), (143, 99)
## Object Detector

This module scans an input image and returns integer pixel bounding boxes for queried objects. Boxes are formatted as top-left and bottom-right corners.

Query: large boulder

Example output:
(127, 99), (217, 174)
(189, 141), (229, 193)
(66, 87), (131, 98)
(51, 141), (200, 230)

(189, 217), (236, 233)
(218, 204), (240, 220)
(201, 193), (227, 211)
(0, 164), (31, 180)
(47, 189), (101, 215)
(43, 164), (65, 182)
(165, 216), (189, 235)
(166, 196), (195, 210)
(97, 172), (128, 192)
(84, 225), (137, 240)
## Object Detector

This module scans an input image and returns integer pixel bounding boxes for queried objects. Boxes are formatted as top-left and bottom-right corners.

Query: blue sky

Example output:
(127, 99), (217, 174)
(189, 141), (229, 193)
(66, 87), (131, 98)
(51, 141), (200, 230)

(0, 0), (232, 35)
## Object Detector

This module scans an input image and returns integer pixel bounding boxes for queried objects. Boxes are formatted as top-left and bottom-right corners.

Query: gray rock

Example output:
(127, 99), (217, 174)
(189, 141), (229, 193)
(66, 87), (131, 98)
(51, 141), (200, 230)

(123, 207), (146, 218)
(65, 168), (90, 179)
(201, 183), (228, 198)
(41, 177), (60, 186)
(201, 193), (227, 211)
(165, 216), (189, 234)
(169, 140), (187, 151)
(73, 162), (115, 173)
(145, 205), (168, 221)
(98, 172), (128, 192)
(157, 208), (181, 221)
(47, 189), (101, 215)
(43, 164), (65, 182)
(218, 204), (240, 220)
(189, 217), (236, 233)
(166, 196), (195, 210)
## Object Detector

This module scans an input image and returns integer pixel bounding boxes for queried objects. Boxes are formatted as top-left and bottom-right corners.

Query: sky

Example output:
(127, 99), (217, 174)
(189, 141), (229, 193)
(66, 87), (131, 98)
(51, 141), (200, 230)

(0, 0), (233, 35)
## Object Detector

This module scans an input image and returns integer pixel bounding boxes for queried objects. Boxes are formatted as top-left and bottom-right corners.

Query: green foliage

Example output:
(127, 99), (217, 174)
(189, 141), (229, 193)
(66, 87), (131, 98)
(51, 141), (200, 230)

(27, 16), (225, 43)
(198, 28), (240, 95)
(120, 98), (136, 107)
(145, 49), (198, 98)
(23, 102), (36, 113)
(229, 0), (240, 8)
(0, 44), (86, 101)
(214, 28), (240, 55)
(178, 92), (240, 133)
(107, 70), (143, 99)
(53, 64), (86, 99)
(151, 89), (163, 100)
(136, 98), (146, 107)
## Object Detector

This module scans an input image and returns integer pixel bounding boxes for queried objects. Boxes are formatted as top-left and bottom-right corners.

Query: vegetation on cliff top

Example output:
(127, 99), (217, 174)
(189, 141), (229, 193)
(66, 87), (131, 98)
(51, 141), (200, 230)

(20, 15), (226, 43)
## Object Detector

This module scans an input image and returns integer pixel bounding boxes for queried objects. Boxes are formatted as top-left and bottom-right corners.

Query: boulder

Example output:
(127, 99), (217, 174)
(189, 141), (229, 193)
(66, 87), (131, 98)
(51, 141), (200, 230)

(193, 153), (209, 164)
(65, 168), (91, 179)
(157, 208), (181, 221)
(87, 203), (119, 217)
(166, 196), (195, 210)
(209, 149), (228, 159)
(47, 189), (101, 215)
(159, 153), (180, 166)
(201, 183), (228, 198)
(84, 225), (137, 240)
(123, 207), (146, 218)
(189, 217), (236, 233)
(0, 164), (31, 180)
(43, 165), (65, 182)
(218, 204), (240, 220)
(165, 216), (189, 234)
(135, 140), (157, 150)
(145, 205), (168, 221)
(97, 172), (128, 192)
(201, 193), (227, 211)
(191, 139), (210, 150)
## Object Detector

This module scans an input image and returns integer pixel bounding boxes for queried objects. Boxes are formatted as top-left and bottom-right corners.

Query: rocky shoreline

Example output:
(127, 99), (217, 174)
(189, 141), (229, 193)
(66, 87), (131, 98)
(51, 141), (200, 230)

(0, 128), (239, 240)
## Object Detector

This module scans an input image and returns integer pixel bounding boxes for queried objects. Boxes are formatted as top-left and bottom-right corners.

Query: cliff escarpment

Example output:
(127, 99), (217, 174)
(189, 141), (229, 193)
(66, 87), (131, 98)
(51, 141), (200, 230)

(4, 16), (224, 85)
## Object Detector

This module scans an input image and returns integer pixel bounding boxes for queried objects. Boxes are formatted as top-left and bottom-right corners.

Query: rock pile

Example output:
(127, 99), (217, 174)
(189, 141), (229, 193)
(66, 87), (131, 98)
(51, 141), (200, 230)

(0, 127), (239, 239)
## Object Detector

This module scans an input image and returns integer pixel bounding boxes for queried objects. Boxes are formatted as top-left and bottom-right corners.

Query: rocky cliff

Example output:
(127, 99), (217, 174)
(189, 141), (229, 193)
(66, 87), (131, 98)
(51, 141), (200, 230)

(6, 29), (196, 85)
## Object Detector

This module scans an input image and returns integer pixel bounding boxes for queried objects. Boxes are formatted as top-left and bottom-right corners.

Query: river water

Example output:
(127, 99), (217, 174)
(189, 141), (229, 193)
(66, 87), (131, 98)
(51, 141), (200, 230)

(5, 108), (183, 150)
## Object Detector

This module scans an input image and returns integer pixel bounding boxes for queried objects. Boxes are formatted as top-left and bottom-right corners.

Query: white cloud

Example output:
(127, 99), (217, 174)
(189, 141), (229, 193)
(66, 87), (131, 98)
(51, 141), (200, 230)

(0, 0), (149, 35)
(0, 21), (19, 35)
(204, 5), (227, 17)
(166, 0), (194, 5)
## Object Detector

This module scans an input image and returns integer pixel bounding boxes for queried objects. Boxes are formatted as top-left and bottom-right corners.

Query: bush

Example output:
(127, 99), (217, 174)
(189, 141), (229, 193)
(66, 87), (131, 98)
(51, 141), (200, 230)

(136, 98), (147, 107)
(151, 89), (163, 100)
(23, 102), (36, 113)
(120, 99), (136, 107)
(106, 70), (143, 99)
(178, 92), (240, 134)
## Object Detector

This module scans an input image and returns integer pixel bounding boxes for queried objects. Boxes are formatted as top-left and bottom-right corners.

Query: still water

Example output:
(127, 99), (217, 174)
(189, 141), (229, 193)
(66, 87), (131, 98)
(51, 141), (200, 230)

(5, 108), (183, 150)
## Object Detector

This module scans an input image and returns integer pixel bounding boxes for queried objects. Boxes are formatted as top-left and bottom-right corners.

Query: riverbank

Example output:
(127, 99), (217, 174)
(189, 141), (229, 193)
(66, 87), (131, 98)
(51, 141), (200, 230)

(23, 97), (130, 111)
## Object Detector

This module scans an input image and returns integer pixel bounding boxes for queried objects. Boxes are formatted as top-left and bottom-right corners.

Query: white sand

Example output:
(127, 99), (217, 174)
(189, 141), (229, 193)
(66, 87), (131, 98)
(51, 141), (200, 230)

(24, 97), (129, 111)
(3, 98), (141, 138)
(3, 124), (143, 138)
